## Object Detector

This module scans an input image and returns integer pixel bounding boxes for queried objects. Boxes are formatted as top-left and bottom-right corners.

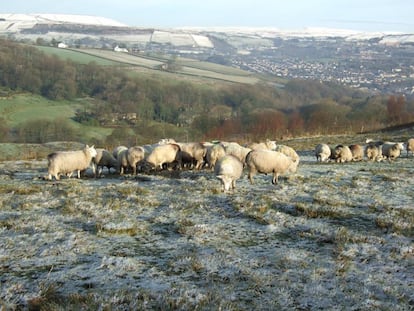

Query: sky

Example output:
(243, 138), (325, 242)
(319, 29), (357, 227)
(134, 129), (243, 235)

(2, 0), (413, 33)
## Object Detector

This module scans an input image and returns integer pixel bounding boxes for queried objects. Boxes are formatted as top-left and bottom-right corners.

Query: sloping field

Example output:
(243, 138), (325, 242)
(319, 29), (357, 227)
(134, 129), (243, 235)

(35, 46), (121, 66)
(0, 146), (412, 309)
(35, 45), (260, 83)
(67, 48), (260, 84)
(0, 94), (111, 142)
(78, 49), (164, 68)
(0, 95), (78, 127)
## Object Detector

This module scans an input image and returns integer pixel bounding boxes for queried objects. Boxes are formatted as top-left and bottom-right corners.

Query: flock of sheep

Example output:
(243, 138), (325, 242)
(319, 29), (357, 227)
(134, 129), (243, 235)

(316, 138), (414, 163)
(45, 137), (414, 191)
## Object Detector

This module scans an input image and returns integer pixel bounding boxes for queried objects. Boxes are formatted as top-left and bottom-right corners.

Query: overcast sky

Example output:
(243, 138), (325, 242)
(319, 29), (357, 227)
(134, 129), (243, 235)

(2, 0), (413, 32)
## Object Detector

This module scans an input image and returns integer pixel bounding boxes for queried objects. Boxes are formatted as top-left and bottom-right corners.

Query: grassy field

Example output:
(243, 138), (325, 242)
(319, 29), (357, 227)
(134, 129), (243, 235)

(0, 94), (112, 143)
(0, 95), (77, 127)
(36, 46), (123, 66)
(37, 46), (261, 84)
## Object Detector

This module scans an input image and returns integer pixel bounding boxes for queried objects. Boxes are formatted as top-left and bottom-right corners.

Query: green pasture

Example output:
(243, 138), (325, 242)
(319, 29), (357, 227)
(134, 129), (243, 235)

(0, 94), (111, 142)
(178, 58), (251, 76)
(80, 49), (164, 68)
(36, 46), (122, 66)
(38, 46), (260, 84)
(1, 94), (78, 126)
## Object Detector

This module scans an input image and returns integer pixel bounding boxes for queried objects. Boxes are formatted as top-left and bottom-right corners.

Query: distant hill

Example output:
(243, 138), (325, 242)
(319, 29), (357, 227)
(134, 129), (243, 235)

(2, 13), (414, 95)
(2, 13), (413, 49)
(0, 13), (126, 29)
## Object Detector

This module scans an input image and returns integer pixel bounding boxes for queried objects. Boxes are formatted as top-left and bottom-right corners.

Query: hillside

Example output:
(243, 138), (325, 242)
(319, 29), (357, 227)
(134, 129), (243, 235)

(1, 37), (414, 146)
(2, 13), (414, 95)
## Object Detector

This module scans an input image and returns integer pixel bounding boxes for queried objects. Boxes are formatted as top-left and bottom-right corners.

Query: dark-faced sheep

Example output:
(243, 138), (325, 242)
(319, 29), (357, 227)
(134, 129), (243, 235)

(214, 155), (244, 191)
(332, 145), (353, 163)
(365, 143), (383, 162)
(47, 145), (97, 180)
(112, 146), (128, 160)
(382, 142), (404, 161)
(246, 149), (299, 185)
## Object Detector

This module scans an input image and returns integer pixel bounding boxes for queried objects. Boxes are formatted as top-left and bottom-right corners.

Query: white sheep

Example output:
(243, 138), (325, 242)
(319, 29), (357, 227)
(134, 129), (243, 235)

(275, 144), (300, 163)
(247, 139), (277, 151)
(382, 142), (404, 161)
(332, 145), (353, 163)
(214, 155), (244, 191)
(407, 138), (414, 157)
(206, 143), (226, 170)
(365, 143), (383, 162)
(47, 145), (97, 180)
(178, 142), (207, 170)
(118, 146), (146, 175)
(222, 142), (252, 164)
(93, 148), (119, 177)
(144, 143), (181, 170)
(246, 149), (299, 185)
(314, 143), (331, 162)
(142, 138), (176, 158)
(349, 144), (364, 162)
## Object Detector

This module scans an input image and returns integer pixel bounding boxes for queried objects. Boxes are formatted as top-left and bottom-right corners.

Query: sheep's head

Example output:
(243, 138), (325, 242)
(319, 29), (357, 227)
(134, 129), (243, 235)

(288, 157), (299, 173)
(333, 145), (344, 158)
(266, 139), (277, 150)
(86, 145), (98, 158)
(395, 142), (404, 151)
(216, 175), (233, 191)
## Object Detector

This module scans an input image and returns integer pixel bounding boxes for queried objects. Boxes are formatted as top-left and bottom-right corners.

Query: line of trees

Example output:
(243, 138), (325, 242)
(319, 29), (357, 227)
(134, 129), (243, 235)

(1, 38), (413, 144)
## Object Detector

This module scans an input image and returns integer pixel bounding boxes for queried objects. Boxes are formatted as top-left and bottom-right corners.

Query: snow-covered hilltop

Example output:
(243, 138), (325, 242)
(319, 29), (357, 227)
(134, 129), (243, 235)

(0, 13), (127, 32)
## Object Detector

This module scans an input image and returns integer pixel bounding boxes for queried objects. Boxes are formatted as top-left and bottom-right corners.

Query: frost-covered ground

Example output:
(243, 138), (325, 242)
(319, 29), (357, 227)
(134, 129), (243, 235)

(0, 152), (413, 310)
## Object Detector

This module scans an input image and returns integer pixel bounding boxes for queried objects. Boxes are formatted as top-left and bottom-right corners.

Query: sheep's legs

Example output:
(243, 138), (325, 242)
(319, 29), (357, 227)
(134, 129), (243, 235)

(272, 172), (279, 185)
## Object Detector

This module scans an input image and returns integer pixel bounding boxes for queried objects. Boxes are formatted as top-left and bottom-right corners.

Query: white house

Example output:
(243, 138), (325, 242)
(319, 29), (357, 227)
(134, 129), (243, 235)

(114, 45), (128, 53)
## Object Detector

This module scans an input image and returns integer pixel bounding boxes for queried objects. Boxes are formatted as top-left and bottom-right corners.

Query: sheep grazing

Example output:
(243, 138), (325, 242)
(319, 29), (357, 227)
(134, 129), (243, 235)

(332, 145), (353, 163)
(315, 143), (331, 162)
(47, 145), (97, 181)
(349, 144), (364, 162)
(365, 143), (383, 162)
(178, 142), (207, 170)
(247, 139), (277, 151)
(246, 149), (299, 185)
(275, 144), (300, 163)
(214, 155), (244, 191)
(382, 142), (404, 161)
(118, 146), (146, 175)
(144, 143), (181, 170)
(407, 138), (414, 157)
(94, 148), (119, 177)
(206, 143), (226, 170)
(222, 142), (252, 164)
(142, 138), (176, 158)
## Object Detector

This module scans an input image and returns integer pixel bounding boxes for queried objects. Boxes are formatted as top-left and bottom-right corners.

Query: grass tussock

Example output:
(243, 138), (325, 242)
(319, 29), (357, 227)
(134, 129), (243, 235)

(0, 183), (43, 195)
